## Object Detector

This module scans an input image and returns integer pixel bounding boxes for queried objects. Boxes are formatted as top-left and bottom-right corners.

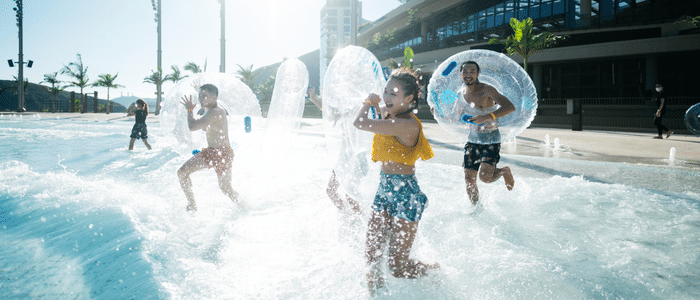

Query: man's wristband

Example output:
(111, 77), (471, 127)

(490, 112), (496, 120)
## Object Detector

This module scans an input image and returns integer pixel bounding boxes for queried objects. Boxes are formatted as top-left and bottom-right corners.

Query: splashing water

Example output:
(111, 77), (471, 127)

(670, 147), (677, 161)
(1, 116), (699, 299)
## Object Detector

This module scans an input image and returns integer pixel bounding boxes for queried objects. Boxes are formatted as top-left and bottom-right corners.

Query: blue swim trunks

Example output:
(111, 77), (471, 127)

(372, 172), (428, 222)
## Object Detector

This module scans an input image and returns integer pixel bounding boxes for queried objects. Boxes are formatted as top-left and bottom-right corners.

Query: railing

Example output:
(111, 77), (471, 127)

(540, 97), (700, 106)
(533, 97), (699, 132)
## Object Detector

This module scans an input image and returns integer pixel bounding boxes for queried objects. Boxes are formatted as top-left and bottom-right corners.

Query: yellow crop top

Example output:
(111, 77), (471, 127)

(371, 114), (434, 166)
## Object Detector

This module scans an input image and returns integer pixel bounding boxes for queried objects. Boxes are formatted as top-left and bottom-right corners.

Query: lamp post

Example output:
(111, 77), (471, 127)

(218, 0), (226, 73)
(10, 0), (33, 112)
(151, 0), (162, 114)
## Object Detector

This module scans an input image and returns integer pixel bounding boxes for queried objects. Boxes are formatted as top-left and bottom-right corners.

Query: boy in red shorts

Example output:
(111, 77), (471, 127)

(178, 83), (239, 211)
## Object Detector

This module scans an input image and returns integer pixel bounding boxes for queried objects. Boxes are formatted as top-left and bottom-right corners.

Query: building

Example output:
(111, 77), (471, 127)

(356, 0), (700, 132)
(319, 0), (363, 87)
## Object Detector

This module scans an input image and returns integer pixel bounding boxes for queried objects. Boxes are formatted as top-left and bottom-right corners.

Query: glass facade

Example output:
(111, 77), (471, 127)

(430, 0), (565, 47)
(369, 0), (689, 58)
(320, 0), (363, 87)
(362, 0), (699, 97)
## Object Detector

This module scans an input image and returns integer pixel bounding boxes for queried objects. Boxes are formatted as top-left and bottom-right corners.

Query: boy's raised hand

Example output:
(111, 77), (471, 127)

(180, 95), (197, 112)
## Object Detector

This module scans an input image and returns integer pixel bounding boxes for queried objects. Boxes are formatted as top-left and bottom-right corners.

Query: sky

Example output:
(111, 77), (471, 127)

(0, 0), (402, 99)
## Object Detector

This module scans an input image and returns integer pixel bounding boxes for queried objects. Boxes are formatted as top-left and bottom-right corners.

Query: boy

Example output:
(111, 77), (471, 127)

(178, 83), (239, 211)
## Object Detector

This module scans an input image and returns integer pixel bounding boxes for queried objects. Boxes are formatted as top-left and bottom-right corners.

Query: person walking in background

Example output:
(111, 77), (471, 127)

(653, 83), (673, 139)
(127, 99), (152, 150)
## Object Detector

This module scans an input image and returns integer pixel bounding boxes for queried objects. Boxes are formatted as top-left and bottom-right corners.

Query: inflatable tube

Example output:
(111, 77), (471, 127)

(322, 45), (385, 201)
(260, 58), (309, 158)
(427, 49), (538, 144)
(685, 103), (700, 136)
(160, 73), (261, 155)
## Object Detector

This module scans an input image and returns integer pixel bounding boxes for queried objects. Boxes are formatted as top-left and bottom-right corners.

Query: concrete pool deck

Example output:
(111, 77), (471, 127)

(5, 112), (700, 169)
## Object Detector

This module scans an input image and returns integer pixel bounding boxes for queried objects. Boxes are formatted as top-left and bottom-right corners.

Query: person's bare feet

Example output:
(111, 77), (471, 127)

(419, 261), (441, 276)
(367, 265), (385, 296)
(503, 166), (514, 191)
(346, 196), (362, 215)
(230, 190), (240, 202)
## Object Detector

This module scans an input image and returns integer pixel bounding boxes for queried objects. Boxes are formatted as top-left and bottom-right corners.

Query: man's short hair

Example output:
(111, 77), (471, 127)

(200, 84), (219, 97)
(460, 60), (480, 73)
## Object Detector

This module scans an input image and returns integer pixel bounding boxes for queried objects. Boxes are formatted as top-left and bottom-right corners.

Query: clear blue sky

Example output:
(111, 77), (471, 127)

(0, 0), (401, 99)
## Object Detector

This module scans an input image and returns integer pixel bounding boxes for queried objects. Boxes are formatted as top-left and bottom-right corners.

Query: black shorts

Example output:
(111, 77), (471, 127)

(130, 123), (148, 139)
(463, 142), (500, 171)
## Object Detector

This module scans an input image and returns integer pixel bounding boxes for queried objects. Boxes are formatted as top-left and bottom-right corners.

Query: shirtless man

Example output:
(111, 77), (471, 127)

(178, 83), (239, 211)
(460, 60), (515, 205)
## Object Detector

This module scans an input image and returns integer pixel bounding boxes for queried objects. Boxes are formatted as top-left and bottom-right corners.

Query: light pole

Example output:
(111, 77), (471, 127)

(218, 0), (226, 73)
(151, 0), (163, 114)
(10, 0), (33, 112)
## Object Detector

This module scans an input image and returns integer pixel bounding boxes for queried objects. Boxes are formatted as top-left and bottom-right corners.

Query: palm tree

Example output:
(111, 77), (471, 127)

(235, 64), (257, 91)
(402, 46), (414, 69)
(11, 75), (29, 93)
(488, 18), (566, 71)
(165, 65), (187, 83)
(257, 74), (276, 104)
(92, 73), (124, 113)
(681, 15), (699, 27)
(143, 68), (165, 114)
(42, 72), (65, 113)
(184, 61), (202, 74)
(6, 76), (30, 111)
(61, 53), (90, 112)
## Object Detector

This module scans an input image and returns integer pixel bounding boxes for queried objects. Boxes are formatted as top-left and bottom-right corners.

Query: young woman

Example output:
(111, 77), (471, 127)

(127, 99), (152, 150)
(353, 68), (439, 293)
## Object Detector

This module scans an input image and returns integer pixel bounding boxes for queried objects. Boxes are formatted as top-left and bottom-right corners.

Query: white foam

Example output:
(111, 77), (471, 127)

(1, 118), (700, 299)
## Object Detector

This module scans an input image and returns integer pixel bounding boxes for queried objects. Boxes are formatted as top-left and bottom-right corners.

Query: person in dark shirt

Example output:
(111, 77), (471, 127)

(653, 84), (673, 139)
(127, 99), (152, 150)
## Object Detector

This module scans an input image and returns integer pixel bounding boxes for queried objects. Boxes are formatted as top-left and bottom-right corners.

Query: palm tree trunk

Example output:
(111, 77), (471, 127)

(523, 58), (529, 76)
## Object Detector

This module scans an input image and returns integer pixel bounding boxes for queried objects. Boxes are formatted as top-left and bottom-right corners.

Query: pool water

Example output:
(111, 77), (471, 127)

(1, 115), (699, 299)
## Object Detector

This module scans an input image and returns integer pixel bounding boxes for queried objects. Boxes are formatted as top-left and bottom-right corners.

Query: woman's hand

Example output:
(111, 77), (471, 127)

(364, 93), (381, 106)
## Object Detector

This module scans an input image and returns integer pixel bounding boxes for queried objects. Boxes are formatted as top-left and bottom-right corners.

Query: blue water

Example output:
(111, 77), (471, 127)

(1, 114), (699, 299)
